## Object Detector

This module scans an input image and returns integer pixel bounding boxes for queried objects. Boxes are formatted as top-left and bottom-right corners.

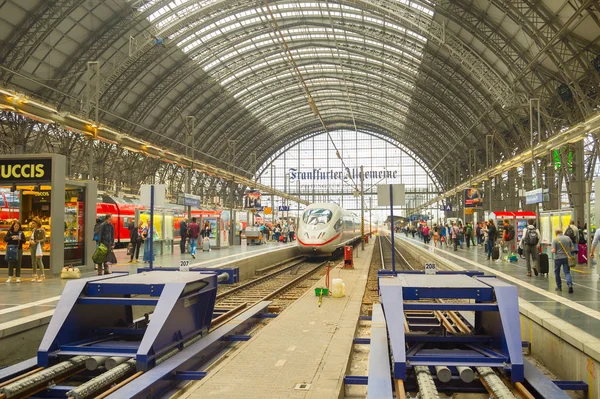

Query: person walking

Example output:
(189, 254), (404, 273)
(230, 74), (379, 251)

(179, 218), (188, 254)
(487, 219), (498, 260)
(552, 228), (575, 293)
(422, 224), (430, 244)
(520, 219), (540, 277)
(29, 219), (46, 282)
(128, 221), (143, 263)
(187, 217), (200, 258)
(432, 225), (440, 247)
(98, 215), (115, 275)
(5, 221), (26, 283)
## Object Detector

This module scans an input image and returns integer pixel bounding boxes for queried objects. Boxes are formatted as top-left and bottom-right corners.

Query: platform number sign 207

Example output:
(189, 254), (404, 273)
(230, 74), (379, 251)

(180, 260), (190, 272)
(424, 263), (437, 275)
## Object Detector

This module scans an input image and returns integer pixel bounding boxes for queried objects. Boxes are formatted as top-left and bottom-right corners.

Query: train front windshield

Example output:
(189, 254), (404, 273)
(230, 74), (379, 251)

(302, 209), (333, 226)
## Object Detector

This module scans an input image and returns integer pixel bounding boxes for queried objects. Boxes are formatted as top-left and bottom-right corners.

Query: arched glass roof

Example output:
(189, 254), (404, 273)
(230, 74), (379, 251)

(0, 0), (597, 190)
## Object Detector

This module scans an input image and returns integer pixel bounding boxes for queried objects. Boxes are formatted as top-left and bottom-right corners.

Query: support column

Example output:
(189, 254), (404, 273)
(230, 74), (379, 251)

(571, 141), (586, 224)
(546, 154), (560, 210)
(522, 163), (534, 212)
(507, 170), (518, 210)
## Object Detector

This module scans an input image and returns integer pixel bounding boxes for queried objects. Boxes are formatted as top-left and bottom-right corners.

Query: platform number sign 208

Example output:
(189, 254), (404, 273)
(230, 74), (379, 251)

(424, 263), (437, 275)
(180, 260), (190, 272)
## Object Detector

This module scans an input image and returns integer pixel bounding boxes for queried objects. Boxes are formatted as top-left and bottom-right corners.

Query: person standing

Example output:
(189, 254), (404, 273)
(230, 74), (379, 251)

(487, 219), (497, 260)
(179, 218), (188, 254)
(201, 221), (212, 251)
(98, 215), (115, 275)
(451, 222), (460, 251)
(288, 222), (295, 242)
(5, 221), (26, 283)
(29, 219), (46, 282)
(128, 221), (143, 263)
(499, 220), (513, 261)
(520, 219), (540, 277)
(552, 228), (575, 293)
(465, 222), (473, 249)
(188, 217), (200, 258)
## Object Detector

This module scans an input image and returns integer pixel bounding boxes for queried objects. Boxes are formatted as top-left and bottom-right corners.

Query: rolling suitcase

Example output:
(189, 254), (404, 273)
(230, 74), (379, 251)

(202, 237), (210, 252)
(578, 244), (587, 264)
(492, 245), (500, 260)
(538, 253), (549, 275)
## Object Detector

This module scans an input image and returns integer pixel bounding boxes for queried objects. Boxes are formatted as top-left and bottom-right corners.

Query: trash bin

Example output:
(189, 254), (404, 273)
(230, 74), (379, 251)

(241, 234), (247, 248)
(344, 246), (353, 268)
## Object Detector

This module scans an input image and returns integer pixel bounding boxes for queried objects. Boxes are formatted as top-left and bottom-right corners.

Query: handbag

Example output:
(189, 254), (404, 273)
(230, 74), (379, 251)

(60, 266), (81, 279)
(5, 244), (18, 262)
(105, 251), (118, 265)
(36, 243), (43, 258)
(126, 243), (133, 256)
(92, 243), (108, 264)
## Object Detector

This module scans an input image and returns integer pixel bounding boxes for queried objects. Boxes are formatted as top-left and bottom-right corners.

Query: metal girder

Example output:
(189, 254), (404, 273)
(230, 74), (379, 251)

(498, 0), (596, 118)
(0, 0), (87, 80)
(49, 5), (141, 107)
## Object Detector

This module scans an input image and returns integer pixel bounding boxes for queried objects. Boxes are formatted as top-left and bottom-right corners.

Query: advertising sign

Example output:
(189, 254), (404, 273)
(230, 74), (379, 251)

(464, 188), (483, 208)
(0, 158), (52, 183)
(244, 190), (261, 209)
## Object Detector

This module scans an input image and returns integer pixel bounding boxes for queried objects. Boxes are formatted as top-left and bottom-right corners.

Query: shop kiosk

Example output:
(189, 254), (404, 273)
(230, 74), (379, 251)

(0, 154), (97, 275)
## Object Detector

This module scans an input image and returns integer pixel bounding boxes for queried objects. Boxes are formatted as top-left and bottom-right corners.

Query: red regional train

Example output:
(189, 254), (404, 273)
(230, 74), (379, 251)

(0, 191), (222, 248)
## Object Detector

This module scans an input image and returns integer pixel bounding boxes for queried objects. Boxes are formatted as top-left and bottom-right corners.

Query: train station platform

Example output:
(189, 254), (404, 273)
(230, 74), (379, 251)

(399, 235), (600, 337)
(0, 241), (298, 366)
(176, 242), (375, 399)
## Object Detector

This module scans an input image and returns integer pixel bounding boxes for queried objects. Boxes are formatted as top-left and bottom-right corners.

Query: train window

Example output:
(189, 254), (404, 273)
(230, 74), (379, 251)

(333, 218), (343, 231)
(302, 209), (333, 226)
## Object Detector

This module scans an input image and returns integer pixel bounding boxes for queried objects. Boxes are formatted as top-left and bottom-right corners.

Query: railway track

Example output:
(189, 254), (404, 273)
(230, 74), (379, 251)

(0, 256), (332, 399)
(213, 257), (329, 319)
(356, 234), (530, 399)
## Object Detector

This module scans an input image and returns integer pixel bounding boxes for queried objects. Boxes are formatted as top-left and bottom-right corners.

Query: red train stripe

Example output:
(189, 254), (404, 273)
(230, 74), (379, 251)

(298, 233), (341, 247)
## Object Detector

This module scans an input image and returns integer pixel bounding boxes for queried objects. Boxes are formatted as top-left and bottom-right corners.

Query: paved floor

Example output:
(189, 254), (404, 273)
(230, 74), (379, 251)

(178, 242), (374, 399)
(400, 235), (600, 338)
(0, 241), (295, 332)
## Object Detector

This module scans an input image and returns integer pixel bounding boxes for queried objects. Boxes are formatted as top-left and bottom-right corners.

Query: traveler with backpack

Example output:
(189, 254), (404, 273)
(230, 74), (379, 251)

(565, 221), (579, 261)
(519, 219), (541, 276)
(465, 222), (473, 248)
(98, 215), (115, 275)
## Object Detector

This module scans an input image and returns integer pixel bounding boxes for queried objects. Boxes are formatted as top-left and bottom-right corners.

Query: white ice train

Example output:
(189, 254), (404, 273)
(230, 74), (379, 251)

(297, 203), (365, 256)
